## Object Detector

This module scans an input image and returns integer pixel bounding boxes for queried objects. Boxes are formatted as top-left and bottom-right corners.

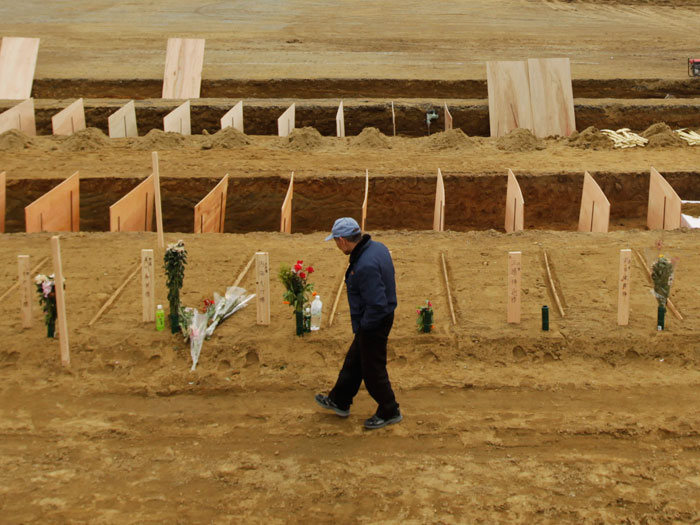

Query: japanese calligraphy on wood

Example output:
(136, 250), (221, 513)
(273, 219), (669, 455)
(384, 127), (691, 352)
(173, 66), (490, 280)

(220, 101), (243, 132)
(280, 172), (294, 234)
(647, 167), (681, 230)
(277, 103), (295, 137)
(0, 98), (36, 135)
(486, 61), (533, 137)
(108, 100), (138, 138)
(18, 255), (32, 328)
(51, 236), (70, 367)
(433, 168), (445, 232)
(51, 99), (86, 136)
(142, 249), (155, 323)
(507, 251), (522, 324)
(336, 101), (345, 138)
(617, 249), (631, 326)
(194, 174), (228, 233)
(162, 38), (205, 99)
(0, 37), (40, 99)
(255, 252), (270, 325)
(578, 171), (610, 233)
(25, 172), (80, 233)
(527, 58), (576, 138)
(505, 169), (524, 233)
(109, 174), (155, 232)
(163, 100), (191, 135)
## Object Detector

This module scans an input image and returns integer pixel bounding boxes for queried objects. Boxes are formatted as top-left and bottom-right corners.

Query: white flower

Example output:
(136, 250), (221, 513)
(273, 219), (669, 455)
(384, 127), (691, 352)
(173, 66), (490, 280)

(34, 274), (48, 285)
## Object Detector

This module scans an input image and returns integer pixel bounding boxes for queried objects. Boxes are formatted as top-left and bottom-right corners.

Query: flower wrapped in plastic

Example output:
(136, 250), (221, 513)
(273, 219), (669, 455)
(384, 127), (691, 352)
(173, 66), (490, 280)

(34, 273), (64, 338)
(205, 286), (256, 338)
(651, 255), (675, 307)
(188, 309), (209, 371)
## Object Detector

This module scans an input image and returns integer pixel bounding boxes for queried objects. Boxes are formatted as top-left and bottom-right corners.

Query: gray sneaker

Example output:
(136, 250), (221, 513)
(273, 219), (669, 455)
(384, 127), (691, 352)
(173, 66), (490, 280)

(364, 412), (403, 430)
(315, 394), (350, 417)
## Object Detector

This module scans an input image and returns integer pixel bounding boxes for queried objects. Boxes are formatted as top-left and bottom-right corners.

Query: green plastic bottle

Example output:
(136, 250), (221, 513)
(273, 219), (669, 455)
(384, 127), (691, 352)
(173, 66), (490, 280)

(156, 304), (165, 331)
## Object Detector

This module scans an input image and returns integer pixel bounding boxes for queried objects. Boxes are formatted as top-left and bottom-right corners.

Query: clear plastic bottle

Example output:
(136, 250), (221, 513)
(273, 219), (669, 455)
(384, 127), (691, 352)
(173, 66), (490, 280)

(155, 304), (165, 331)
(310, 295), (322, 331)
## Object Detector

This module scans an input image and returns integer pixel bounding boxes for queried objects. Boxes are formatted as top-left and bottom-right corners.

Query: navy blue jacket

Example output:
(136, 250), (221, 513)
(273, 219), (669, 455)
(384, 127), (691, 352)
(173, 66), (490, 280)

(345, 235), (397, 333)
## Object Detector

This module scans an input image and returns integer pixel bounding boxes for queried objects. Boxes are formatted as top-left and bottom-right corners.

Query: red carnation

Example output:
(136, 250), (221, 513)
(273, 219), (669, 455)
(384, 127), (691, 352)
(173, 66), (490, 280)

(306, 266), (314, 274)
(294, 263), (303, 271)
(299, 272), (306, 279)
(297, 260), (303, 264)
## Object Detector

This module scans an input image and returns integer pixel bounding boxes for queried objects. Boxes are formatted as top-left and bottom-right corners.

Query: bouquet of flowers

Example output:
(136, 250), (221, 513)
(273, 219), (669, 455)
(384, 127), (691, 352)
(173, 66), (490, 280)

(651, 254), (675, 307)
(164, 240), (188, 333)
(416, 300), (434, 333)
(34, 274), (63, 338)
(279, 260), (315, 336)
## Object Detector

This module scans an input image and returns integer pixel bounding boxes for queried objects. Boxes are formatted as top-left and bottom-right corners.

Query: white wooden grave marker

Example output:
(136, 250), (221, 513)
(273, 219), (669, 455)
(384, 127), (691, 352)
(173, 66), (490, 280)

(51, 236), (70, 367)
(142, 249), (155, 323)
(504, 169), (524, 233)
(18, 255), (32, 328)
(647, 167), (682, 230)
(578, 171), (610, 233)
(280, 172), (294, 234)
(507, 251), (522, 324)
(163, 100), (191, 135)
(255, 252), (270, 325)
(0, 98), (36, 136)
(108, 100), (138, 138)
(617, 249), (632, 326)
(220, 101), (243, 132)
(278, 103), (295, 137)
(0, 37), (40, 99)
(336, 101), (345, 138)
(162, 38), (205, 99)
(52, 99), (86, 136)
(433, 168), (445, 232)
(25, 172), (80, 233)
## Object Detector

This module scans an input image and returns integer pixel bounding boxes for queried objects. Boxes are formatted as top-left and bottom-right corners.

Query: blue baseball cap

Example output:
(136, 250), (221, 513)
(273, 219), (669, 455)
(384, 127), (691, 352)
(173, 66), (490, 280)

(325, 217), (361, 241)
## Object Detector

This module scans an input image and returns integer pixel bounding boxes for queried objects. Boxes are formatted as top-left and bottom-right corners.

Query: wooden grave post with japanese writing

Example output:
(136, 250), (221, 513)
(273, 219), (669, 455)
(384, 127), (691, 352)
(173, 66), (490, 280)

(0, 171), (5, 233)
(336, 101), (345, 138)
(162, 38), (205, 99)
(277, 103), (295, 137)
(18, 255), (32, 328)
(280, 172), (294, 234)
(433, 168), (445, 232)
(0, 37), (40, 99)
(108, 100), (138, 138)
(505, 169), (524, 233)
(578, 171), (610, 232)
(152, 152), (165, 248)
(255, 252), (270, 325)
(109, 174), (155, 232)
(51, 99), (86, 136)
(0, 98), (36, 135)
(220, 101), (243, 132)
(486, 60), (533, 137)
(141, 249), (155, 323)
(647, 167), (682, 230)
(51, 236), (70, 367)
(361, 169), (369, 231)
(617, 248), (632, 326)
(163, 100), (191, 135)
(25, 172), (80, 233)
(444, 102), (453, 131)
(507, 251), (522, 324)
(194, 174), (228, 233)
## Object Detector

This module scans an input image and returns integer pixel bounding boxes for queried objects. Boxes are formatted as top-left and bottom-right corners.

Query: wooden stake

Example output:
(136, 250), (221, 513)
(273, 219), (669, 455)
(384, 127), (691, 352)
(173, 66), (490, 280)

(233, 254), (256, 289)
(433, 168), (445, 232)
(328, 264), (348, 328)
(441, 253), (457, 325)
(255, 252), (270, 325)
(543, 250), (565, 318)
(361, 169), (369, 231)
(507, 251), (521, 324)
(152, 151), (165, 248)
(0, 171), (5, 233)
(617, 249), (632, 326)
(88, 261), (142, 327)
(0, 256), (48, 303)
(18, 255), (32, 328)
(633, 248), (683, 321)
(51, 236), (70, 367)
(141, 249), (155, 322)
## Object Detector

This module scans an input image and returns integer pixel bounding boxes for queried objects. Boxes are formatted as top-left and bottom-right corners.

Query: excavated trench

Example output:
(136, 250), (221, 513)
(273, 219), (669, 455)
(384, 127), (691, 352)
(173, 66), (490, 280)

(5, 171), (700, 234)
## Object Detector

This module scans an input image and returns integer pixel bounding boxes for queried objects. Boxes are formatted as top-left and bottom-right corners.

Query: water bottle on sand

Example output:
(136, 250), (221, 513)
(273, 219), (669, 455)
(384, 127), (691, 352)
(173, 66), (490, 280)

(310, 294), (322, 331)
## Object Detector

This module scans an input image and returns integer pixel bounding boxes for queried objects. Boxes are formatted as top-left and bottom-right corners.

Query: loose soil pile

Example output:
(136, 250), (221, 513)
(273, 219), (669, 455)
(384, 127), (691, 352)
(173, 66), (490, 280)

(136, 129), (187, 151)
(496, 128), (544, 152)
(642, 122), (686, 148)
(58, 127), (110, 152)
(568, 126), (614, 150)
(422, 129), (476, 151)
(206, 126), (251, 149)
(0, 130), (34, 151)
(283, 127), (324, 151)
(349, 127), (392, 149)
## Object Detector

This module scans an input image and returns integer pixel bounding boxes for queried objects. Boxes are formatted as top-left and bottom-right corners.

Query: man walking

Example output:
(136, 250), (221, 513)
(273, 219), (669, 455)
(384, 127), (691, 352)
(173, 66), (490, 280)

(315, 217), (402, 429)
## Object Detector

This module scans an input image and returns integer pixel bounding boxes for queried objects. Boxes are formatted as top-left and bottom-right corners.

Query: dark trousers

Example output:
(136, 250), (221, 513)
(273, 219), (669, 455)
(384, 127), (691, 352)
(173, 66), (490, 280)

(329, 313), (399, 419)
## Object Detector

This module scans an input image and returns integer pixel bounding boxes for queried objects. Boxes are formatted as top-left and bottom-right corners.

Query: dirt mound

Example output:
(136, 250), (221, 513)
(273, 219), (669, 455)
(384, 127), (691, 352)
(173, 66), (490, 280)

(423, 129), (475, 150)
(283, 127), (323, 151)
(0, 129), (34, 151)
(641, 122), (685, 148)
(568, 126), (613, 150)
(208, 127), (251, 149)
(59, 127), (110, 151)
(496, 128), (543, 152)
(137, 129), (186, 150)
(350, 127), (392, 149)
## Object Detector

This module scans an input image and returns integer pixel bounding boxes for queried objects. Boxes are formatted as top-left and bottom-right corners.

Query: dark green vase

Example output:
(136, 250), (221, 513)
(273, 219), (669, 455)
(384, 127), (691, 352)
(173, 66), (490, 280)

(47, 319), (55, 338)
(295, 310), (304, 336)
(170, 312), (179, 334)
(657, 305), (666, 331)
(422, 310), (433, 333)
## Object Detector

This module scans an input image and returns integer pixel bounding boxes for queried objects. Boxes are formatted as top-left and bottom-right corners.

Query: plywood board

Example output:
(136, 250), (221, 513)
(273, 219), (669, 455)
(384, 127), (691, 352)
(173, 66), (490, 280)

(0, 171), (5, 233)
(280, 172), (294, 233)
(0, 98), (36, 136)
(617, 249), (632, 326)
(444, 102), (453, 132)
(194, 174), (228, 233)
(108, 100), (138, 138)
(25, 172), (80, 233)
(0, 37), (40, 99)
(109, 174), (155, 232)
(277, 103), (295, 137)
(51, 99), (86, 136)
(163, 100), (191, 135)
(507, 251), (522, 324)
(162, 38), (205, 99)
(647, 167), (682, 230)
(504, 169), (524, 233)
(578, 171), (610, 233)
(361, 169), (368, 231)
(433, 168), (445, 232)
(220, 101), (243, 132)
(336, 101), (345, 138)
(527, 58), (576, 138)
(486, 60), (533, 137)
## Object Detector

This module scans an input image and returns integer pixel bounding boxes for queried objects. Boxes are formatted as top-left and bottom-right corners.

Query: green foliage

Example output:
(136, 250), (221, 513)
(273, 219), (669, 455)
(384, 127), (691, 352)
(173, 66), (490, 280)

(416, 300), (434, 332)
(164, 240), (188, 313)
(651, 256), (674, 306)
(278, 261), (314, 313)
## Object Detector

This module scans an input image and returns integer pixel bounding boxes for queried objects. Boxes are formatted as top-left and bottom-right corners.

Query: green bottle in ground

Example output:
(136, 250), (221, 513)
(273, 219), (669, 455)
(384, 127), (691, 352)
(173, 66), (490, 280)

(156, 304), (165, 331)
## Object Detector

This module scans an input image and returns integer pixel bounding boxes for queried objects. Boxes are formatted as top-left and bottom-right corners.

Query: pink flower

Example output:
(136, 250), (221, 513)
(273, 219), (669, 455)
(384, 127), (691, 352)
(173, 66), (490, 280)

(427, 301), (432, 307)
(42, 281), (53, 298)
